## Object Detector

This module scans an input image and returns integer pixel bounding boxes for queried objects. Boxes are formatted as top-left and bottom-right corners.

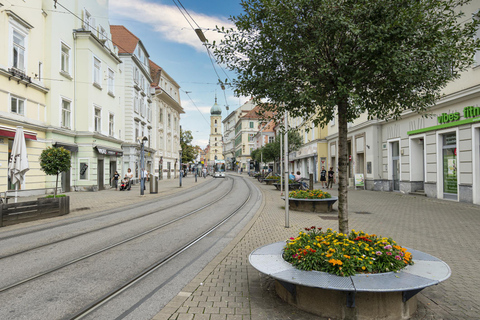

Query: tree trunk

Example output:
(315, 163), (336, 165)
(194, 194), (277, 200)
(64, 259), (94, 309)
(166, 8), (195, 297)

(55, 173), (59, 197)
(337, 99), (349, 234)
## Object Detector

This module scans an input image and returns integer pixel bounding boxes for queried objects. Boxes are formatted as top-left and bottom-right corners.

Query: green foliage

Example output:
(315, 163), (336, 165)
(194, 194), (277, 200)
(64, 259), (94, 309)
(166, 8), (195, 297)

(211, 0), (480, 234)
(45, 194), (66, 198)
(39, 147), (71, 176)
(283, 227), (414, 277)
(253, 130), (303, 163)
(180, 128), (196, 163)
(212, 0), (480, 126)
(289, 189), (332, 199)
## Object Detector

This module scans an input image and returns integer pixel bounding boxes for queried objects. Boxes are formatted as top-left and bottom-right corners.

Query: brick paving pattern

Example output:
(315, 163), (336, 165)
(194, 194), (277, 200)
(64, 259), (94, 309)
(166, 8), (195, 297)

(153, 174), (480, 320)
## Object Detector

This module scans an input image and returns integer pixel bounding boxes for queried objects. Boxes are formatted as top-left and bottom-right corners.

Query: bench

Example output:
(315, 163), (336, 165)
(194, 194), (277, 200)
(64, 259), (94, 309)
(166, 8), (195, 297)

(0, 188), (62, 204)
(249, 242), (451, 320)
(272, 183), (302, 190)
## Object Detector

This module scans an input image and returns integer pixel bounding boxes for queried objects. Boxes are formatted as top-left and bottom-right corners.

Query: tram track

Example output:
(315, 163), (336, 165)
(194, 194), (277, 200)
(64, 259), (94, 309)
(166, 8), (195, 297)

(0, 177), (235, 294)
(0, 177), (219, 242)
(0, 177), (225, 260)
(67, 175), (255, 320)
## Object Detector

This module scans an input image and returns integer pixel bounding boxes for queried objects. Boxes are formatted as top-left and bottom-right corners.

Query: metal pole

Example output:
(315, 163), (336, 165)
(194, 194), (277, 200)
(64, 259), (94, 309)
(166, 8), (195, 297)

(280, 125), (283, 196)
(140, 141), (145, 196)
(179, 151), (182, 187)
(284, 111), (289, 228)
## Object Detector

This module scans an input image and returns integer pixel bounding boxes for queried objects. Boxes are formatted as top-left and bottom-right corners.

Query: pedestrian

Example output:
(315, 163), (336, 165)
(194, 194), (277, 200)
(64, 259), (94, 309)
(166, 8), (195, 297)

(111, 171), (120, 190)
(294, 171), (302, 182)
(320, 166), (327, 188)
(289, 171), (295, 181)
(141, 168), (148, 190)
(327, 167), (335, 189)
(203, 167), (207, 178)
(126, 168), (134, 190)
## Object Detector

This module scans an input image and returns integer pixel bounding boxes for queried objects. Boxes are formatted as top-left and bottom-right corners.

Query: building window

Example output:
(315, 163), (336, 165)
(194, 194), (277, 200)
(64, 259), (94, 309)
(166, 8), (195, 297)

(108, 68), (114, 95)
(12, 29), (26, 71)
(61, 99), (71, 128)
(215, 128), (217, 133)
(135, 121), (140, 141)
(109, 113), (114, 136)
(250, 121), (254, 128)
(134, 92), (139, 113)
(168, 114), (171, 127)
(147, 103), (152, 121)
(11, 96), (25, 115)
(61, 43), (70, 74)
(83, 9), (92, 31)
(159, 107), (163, 123)
(93, 57), (101, 86)
(134, 67), (139, 84)
(94, 107), (101, 132)
(269, 136), (274, 143)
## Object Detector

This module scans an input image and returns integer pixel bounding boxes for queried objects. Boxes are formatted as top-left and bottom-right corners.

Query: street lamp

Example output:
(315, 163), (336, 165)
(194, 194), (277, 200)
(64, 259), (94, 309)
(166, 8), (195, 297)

(179, 149), (183, 187)
(139, 136), (148, 196)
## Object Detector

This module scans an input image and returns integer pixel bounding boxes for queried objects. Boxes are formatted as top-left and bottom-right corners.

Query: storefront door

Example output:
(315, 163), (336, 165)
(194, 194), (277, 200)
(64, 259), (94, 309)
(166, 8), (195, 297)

(98, 159), (104, 190)
(392, 141), (400, 191)
(443, 133), (457, 200)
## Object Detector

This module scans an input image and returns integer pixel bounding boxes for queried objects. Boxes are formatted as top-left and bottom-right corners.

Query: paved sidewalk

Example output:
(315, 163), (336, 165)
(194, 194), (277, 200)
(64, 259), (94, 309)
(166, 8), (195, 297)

(153, 173), (480, 320)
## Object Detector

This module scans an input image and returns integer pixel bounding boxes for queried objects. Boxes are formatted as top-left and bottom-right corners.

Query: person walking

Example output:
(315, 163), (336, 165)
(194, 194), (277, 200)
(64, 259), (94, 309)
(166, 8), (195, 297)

(327, 167), (335, 189)
(320, 166), (327, 188)
(126, 168), (134, 190)
(111, 171), (120, 190)
(202, 167), (207, 178)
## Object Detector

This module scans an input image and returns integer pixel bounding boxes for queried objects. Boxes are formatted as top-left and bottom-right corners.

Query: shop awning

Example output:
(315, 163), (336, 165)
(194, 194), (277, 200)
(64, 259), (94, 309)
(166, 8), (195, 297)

(0, 126), (37, 140)
(94, 145), (124, 157)
(54, 142), (78, 152)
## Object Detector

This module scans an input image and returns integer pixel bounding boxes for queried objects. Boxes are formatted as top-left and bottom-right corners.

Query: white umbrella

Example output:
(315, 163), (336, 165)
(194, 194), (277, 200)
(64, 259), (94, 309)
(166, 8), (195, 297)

(8, 126), (29, 202)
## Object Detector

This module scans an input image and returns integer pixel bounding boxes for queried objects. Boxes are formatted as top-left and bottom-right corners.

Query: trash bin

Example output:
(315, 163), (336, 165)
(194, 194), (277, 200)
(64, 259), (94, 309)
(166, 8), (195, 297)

(150, 174), (158, 194)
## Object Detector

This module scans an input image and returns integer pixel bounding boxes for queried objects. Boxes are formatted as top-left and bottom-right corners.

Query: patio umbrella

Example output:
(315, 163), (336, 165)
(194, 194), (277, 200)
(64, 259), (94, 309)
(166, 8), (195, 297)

(8, 126), (29, 202)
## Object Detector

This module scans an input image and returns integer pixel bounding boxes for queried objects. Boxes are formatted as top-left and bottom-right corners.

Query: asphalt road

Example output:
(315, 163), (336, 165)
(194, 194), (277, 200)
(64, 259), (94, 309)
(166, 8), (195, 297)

(0, 175), (261, 320)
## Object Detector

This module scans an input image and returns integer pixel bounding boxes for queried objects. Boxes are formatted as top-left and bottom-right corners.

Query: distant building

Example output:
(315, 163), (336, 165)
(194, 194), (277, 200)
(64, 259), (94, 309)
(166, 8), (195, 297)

(207, 97), (223, 162)
(222, 98), (256, 170)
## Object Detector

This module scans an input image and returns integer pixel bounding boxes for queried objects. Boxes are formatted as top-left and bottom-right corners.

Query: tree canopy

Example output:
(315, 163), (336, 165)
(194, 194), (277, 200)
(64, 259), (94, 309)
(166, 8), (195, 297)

(180, 128), (197, 163)
(39, 147), (71, 196)
(212, 0), (480, 233)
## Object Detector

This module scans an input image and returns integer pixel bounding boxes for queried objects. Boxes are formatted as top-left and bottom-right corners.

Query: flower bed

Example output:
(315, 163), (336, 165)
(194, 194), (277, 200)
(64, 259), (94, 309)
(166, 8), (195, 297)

(283, 227), (413, 277)
(289, 189), (331, 199)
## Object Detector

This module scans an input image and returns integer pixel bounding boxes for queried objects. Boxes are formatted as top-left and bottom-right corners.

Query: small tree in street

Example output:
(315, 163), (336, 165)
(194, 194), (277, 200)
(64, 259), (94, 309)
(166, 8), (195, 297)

(211, 0), (480, 234)
(180, 128), (196, 163)
(39, 147), (71, 196)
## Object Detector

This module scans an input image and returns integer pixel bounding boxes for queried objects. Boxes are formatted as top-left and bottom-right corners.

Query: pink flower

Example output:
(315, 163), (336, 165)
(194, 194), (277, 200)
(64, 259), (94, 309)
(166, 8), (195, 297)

(395, 256), (401, 260)
(384, 245), (392, 250)
(376, 251), (382, 256)
(386, 252), (392, 256)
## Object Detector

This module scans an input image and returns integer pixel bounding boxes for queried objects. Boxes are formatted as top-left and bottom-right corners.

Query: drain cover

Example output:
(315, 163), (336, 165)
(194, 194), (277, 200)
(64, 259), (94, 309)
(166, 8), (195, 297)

(355, 211), (372, 214)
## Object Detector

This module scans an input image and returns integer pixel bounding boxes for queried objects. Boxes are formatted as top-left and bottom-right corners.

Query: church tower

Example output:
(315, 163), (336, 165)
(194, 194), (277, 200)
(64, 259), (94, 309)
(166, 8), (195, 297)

(209, 96), (223, 161)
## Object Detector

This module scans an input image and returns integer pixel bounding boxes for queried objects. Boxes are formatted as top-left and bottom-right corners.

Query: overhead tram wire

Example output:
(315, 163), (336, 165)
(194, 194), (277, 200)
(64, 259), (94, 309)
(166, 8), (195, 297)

(172, 0), (233, 110)
(182, 89), (210, 126)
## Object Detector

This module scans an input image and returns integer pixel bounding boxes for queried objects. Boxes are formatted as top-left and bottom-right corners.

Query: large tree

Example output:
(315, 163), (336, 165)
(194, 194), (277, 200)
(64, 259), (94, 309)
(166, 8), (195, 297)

(211, 0), (480, 233)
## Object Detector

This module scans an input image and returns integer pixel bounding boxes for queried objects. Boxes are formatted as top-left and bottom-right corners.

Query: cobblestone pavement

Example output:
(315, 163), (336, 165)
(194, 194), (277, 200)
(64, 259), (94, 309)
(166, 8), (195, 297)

(152, 174), (480, 320)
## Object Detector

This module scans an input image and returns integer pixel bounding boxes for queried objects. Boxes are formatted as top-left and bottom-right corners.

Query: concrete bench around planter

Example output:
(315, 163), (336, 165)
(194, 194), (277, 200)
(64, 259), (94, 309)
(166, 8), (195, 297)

(263, 178), (278, 185)
(250, 242), (451, 320)
(282, 196), (338, 212)
(272, 183), (301, 190)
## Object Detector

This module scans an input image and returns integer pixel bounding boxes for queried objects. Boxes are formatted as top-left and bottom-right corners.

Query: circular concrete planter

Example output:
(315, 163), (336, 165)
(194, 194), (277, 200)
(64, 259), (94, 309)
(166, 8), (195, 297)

(249, 242), (451, 320)
(283, 196), (338, 212)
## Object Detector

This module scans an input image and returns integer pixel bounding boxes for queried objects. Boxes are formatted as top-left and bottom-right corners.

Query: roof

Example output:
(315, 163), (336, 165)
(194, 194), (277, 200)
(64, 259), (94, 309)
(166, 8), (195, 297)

(149, 59), (162, 87)
(241, 105), (274, 120)
(110, 25), (140, 54)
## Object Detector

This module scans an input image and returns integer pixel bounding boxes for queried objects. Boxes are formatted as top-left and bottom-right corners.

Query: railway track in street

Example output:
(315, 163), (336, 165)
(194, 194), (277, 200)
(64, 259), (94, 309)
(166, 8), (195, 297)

(0, 175), (259, 320)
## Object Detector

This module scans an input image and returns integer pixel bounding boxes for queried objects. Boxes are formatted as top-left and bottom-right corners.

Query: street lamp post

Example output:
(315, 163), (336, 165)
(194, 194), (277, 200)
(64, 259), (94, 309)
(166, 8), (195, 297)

(139, 136), (148, 196)
(179, 150), (183, 187)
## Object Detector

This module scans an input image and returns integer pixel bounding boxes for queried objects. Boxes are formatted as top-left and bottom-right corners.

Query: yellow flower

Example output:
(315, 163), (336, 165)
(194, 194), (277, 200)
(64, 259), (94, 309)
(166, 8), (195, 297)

(362, 266), (366, 270)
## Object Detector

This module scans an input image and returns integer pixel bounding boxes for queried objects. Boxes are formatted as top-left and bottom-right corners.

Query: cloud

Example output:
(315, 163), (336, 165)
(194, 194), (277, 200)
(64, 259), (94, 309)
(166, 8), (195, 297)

(109, 0), (235, 52)
(181, 99), (211, 115)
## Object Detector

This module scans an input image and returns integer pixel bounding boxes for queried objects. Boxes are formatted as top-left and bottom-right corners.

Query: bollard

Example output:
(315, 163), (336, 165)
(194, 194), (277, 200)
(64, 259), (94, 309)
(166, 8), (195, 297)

(309, 173), (314, 190)
(150, 174), (158, 194)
